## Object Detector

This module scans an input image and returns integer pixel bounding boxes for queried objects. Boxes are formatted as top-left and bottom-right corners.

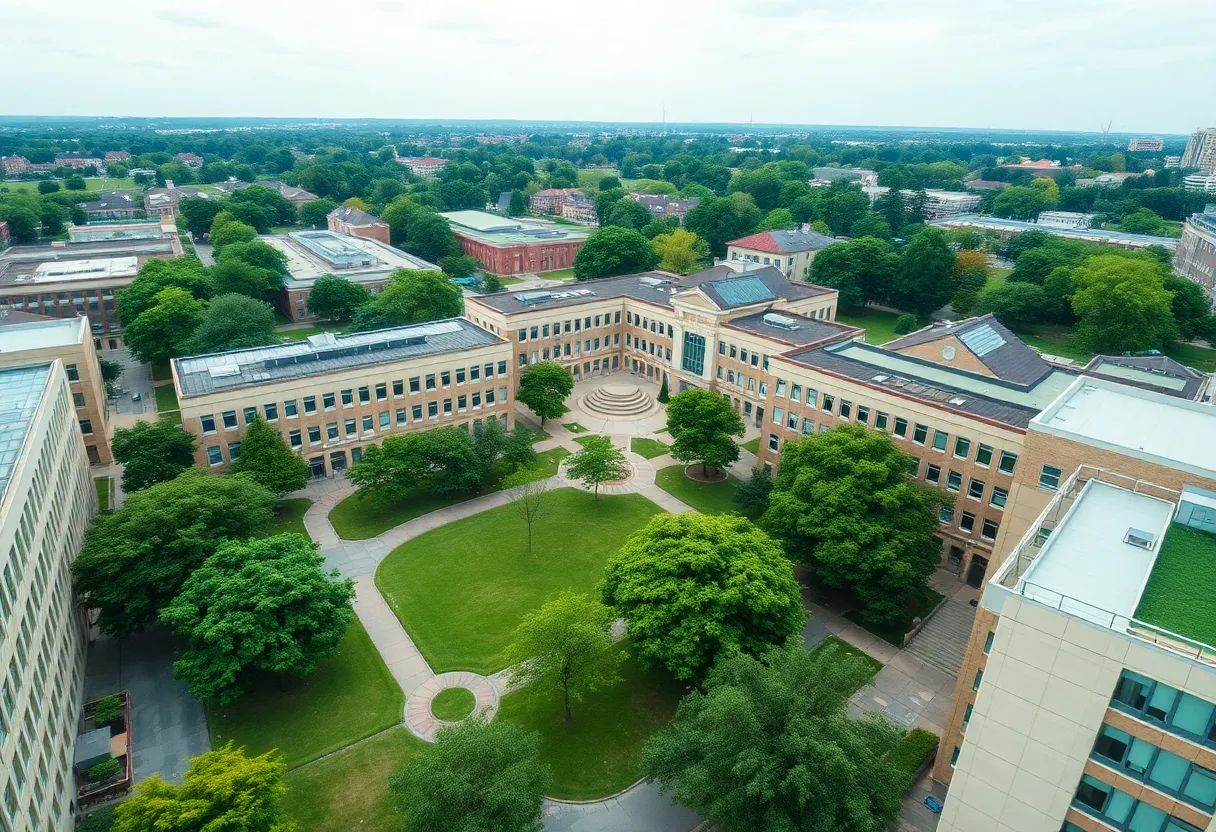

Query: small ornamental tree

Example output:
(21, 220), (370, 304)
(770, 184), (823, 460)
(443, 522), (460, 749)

(161, 533), (354, 703)
(114, 744), (292, 832)
(666, 389), (745, 476)
(515, 361), (574, 426)
(505, 591), (622, 723)
(565, 436), (627, 500)
(111, 419), (198, 493)
(305, 275), (371, 322)
(229, 415), (309, 496)
(504, 471), (551, 554)
(389, 717), (550, 832)
(601, 513), (804, 679)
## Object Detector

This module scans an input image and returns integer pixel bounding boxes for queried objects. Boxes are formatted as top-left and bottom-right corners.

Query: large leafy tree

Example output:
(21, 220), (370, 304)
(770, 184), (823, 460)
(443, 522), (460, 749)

(161, 534), (354, 703)
(350, 269), (462, 331)
(564, 436), (627, 500)
(602, 513), (804, 680)
(652, 228), (709, 275)
(111, 419), (198, 493)
(505, 591), (622, 722)
(123, 287), (206, 363)
(348, 425), (484, 507)
(116, 259), (213, 327)
(298, 197), (338, 228)
(684, 194), (761, 258)
(809, 238), (899, 308)
(762, 425), (944, 627)
(1164, 274), (1215, 341)
(209, 215), (257, 253)
(306, 275), (371, 321)
(178, 196), (226, 238)
(389, 718), (550, 832)
(230, 415), (309, 495)
(975, 281), (1047, 330)
(573, 226), (659, 280)
(114, 743), (292, 832)
(73, 470), (276, 637)
(1070, 255), (1179, 353)
(666, 389), (745, 475)
(515, 361), (574, 426)
(606, 198), (653, 231)
(188, 293), (277, 354)
(889, 227), (958, 317)
(643, 640), (905, 832)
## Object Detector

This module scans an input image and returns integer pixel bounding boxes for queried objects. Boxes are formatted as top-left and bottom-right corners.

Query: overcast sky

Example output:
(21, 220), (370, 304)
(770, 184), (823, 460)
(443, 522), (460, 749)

(2, 0), (1212, 134)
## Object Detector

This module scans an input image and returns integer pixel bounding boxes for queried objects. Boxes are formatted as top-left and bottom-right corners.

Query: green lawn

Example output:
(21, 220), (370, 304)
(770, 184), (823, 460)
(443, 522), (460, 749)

(283, 727), (424, 832)
(159, 410), (183, 426)
(576, 170), (619, 189)
(154, 382), (178, 414)
(1135, 525), (1216, 647)
(328, 449), (569, 540)
(430, 687), (475, 722)
(843, 588), (945, 647)
(1013, 324), (1216, 373)
(654, 465), (741, 515)
(630, 437), (669, 459)
(538, 267), (576, 281)
(270, 499), (312, 539)
(150, 359), (172, 382)
(498, 649), (685, 800)
(205, 620), (403, 769)
(835, 308), (906, 346)
(0, 176), (137, 193)
(562, 421), (589, 433)
(573, 435), (602, 447)
(94, 477), (110, 510)
(809, 635), (883, 678)
(375, 488), (663, 674)
(740, 437), (760, 454)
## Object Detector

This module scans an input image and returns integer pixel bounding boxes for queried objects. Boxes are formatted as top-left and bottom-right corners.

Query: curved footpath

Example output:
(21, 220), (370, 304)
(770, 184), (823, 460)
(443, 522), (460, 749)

(296, 428), (699, 831)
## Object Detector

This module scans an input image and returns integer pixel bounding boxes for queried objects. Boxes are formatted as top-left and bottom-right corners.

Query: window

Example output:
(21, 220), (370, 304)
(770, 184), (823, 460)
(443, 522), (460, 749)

(772, 407), (784, 425)
(201, 446), (222, 466)
(72, 392), (86, 408)
(472, 392), (482, 407)
(932, 429), (948, 451)
(227, 442), (241, 460)
(990, 487), (1008, 508)
(344, 419), (356, 437)
(517, 328), (527, 342)
(960, 512), (975, 532)
(767, 434), (779, 452)
(411, 405), (423, 421)
(457, 395), (467, 412)
(323, 392), (336, 410)
(393, 380), (404, 396)
(786, 411), (798, 430)
(243, 406), (257, 424)
(222, 410), (237, 429)
(893, 417), (908, 438)
(497, 360), (507, 376)
(953, 437), (971, 459)
(926, 464), (941, 485)
(65, 363), (79, 382)
(1039, 464), (1062, 491)
(326, 422), (339, 440)
(821, 394), (834, 413)
(289, 430), (302, 448)
(470, 365), (480, 381)
(358, 386), (370, 404)
(790, 383), (801, 402)
(341, 389), (353, 407)
(308, 426), (321, 444)
(425, 374), (436, 391)
(912, 423), (928, 445)
(939, 506), (954, 524)
(395, 408), (406, 425)
(1112, 670), (1216, 748)
(718, 341), (726, 356)
(907, 456), (920, 476)
(998, 451), (1018, 475)
(681, 332), (706, 375)
(839, 400), (852, 420)
(264, 403), (278, 422)
(983, 631), (994, 654)
(975, 444), (993, 466)
(284, 399), (298, 417)
(946, 471), (962, 492)
(200, 414), (216, 434)
(441, 371), (451, 387)
(967, 478), (985, 500)
(410, 377), (421, 394)
(428, 402), (438, 418)
(980, 519), (999, 541)
(972, 669), (983, 690)
(304, 396), (317, 414)
(962, 703), (973, 730)
(775, 379), (787, 397)
(856, 405), (869, 424)
(874, 411), (889, 431)
(805, 388), (816, 408)
(950, 747), (960, 767)
(802, 417), (814, 434)
(376, 382), (387, 400)
(379, 411), (390, 429)
(362, 415), (373, 433)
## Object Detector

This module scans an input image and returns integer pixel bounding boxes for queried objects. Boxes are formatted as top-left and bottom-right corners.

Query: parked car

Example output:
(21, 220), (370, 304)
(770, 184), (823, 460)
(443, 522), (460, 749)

(131, 392), (141, 402)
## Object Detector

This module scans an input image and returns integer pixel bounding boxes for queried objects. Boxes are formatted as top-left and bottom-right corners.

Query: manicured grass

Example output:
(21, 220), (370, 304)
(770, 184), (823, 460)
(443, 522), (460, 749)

(809, 635), (883, 678)
(654, 464), (741, 515)
(562, 421), (589, 433)
(573, 434), (602, 447)
(159, 410), (183, 425)
(0, 176), (137, 193)
(1165, 341), (1216, 374)
(740, 437), (760, 454)
(94, 477), (110, 510)
(270, 224), (308, 234)
(328, 449), (569, 540)
(538, 267), (576, 281)
(835, 308), (905, 346)
(630, 437), (669, 459)
(270, 499), (312, 539)
(1135, 525), (1216, 647)
(529, 428), (551, 443)
(205, 620), (403, 769)
(283, 727), (424, 832)
(497, 649), (685, 800)
(1013, 324), (1216, 373)
(154, 382), (178, 414)
(576, 170), (618, 189)
(430, 687), (476, 722)
(375, 488), (663, 674)
(889, 728), (941, 784)
(150, 359), (171, 382)
(843, 588), (945, 647)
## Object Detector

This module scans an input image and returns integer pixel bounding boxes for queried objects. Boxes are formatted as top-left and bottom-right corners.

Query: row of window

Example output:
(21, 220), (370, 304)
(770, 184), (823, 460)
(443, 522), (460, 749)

(1092, 722), (1216, 812)
(518, 335), (619, 366)
(1112, 670), (1216, 748)
(517, 312), (623, 342)
(717, 339), (770, 372)
(1072, 774), (1203, 832)
(626, 334), (672, 363)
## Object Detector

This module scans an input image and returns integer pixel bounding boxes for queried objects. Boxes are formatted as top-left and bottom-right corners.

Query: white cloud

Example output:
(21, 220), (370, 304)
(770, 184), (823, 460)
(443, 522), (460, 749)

(0, 0), (1211, 132)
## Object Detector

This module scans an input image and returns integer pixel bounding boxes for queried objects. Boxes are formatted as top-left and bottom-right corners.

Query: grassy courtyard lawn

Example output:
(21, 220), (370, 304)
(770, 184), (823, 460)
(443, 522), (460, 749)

(430, 687), (475, 721)
(94, 477), (110, 510)
(740, 437), (760, 454)
(150, 359), (172, 382)
(154, 382), (179, 414)
(1013, 324), (1216, 373)
(562, 421), (589, 433)
(375, 488), (663, 674)
(328, 449), (569, 540)
(270, 499), (312, 539)
(283, 727), (425, 832)
(1135, 525), (1216, 647)
(0, 176), (137, 193)
(205, 620), (402, 769)
(497, 649), (685, 800)
(630, 437), (669, 459)
(654, 465), (741, 515)
(844, 587), (945, 648)
(810, 635), (883, 678)
(835, 308), (905, 346)
(538, 267), (576, 281)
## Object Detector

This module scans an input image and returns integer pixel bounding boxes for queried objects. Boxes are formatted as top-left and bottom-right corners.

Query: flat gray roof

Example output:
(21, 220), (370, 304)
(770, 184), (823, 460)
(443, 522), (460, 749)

(724, 310), (858, 346)
(261, 232), (439, 289)
(932, 214), (1179, 249)
(0, 239), (178, 287)
(173, 318), (502, 398)
(0, 316), (84, 351)
(0, 363), (50, 502)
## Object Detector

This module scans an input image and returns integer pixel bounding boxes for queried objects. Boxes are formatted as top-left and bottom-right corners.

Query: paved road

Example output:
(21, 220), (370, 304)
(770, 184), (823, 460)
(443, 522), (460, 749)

(193, 241), (215, 266)
(105, 347), (155, 421)
(542, 782), (698, 832)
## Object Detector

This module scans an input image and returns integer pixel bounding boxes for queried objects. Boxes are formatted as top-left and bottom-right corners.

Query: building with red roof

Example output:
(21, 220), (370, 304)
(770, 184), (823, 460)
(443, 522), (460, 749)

(725, 228), (836, 280)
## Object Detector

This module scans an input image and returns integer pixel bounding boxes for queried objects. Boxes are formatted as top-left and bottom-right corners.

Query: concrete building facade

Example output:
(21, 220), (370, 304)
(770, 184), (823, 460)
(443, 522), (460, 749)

(1129, 137), (1166, 152)
(172, 319), (514, 478)
(1174, 206), (1216, 297)
(1182, 129), (1216, 175)
(441, 211), (588, 276)
(0, 360), (96, 832)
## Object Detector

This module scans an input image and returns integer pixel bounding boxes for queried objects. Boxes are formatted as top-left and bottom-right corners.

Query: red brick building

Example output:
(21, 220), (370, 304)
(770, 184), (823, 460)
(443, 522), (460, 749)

(441, 210), (588, 276)
(327, 206), (391, 245)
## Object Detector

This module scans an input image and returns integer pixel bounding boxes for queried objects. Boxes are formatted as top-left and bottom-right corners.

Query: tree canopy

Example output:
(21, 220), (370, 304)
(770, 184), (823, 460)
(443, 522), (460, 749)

(515, 362), (574, 425)
(889, 228), (958, 317)
(651, 228), (710, 275)
(666, 389), (745, 475)
(123, 287), (206, 363)
(1070, 255), (1179, 354)
(809, 238), (899, 309)
(602, 513), (804, 680)
(188, 293), (277, 354)
(306, 275), (371, 322)
(111, 419), (198, 493)
(229, 415), (310, 495)
(573, 226), (659, 280)
(564, 436), (628, 500)
(349, 269), (462, 331)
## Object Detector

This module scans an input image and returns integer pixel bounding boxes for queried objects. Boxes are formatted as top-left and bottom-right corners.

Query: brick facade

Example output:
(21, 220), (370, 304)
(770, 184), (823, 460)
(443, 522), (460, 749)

(453, 233), (583, 276)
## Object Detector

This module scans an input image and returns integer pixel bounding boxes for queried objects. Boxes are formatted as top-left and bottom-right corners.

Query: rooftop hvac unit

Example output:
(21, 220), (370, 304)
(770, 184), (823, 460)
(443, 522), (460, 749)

(208, 365), (240, 379)
(762, 313), (800, 330)
(1124, 528), (1156, 550)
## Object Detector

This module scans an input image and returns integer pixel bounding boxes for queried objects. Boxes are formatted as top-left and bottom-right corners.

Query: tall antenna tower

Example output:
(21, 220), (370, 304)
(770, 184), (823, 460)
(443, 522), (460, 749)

(1100, 120), (1113, 143)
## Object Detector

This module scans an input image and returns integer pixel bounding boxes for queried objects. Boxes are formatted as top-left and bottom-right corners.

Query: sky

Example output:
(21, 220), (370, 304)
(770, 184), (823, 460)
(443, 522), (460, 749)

(2, 0), (1214, 134)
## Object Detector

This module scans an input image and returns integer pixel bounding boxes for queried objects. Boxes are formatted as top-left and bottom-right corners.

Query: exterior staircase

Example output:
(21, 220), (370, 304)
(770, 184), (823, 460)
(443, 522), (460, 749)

(902, 599), (976, 678)
(579, 383), (658, 418)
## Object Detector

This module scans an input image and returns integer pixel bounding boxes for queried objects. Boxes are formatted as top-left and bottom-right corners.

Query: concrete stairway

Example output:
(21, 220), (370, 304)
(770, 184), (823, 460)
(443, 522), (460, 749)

(902, 599), (976, 679)
(579, 383), (657, 418)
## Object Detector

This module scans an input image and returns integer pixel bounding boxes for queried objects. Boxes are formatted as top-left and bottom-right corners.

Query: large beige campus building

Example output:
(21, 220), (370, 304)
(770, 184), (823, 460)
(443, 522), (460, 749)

(0, 361), (96, 831)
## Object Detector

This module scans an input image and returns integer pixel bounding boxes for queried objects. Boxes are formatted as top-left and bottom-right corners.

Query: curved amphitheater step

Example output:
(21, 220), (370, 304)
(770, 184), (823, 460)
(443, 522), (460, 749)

(901, 599), (976, 679)
(579, 383), (658, 418)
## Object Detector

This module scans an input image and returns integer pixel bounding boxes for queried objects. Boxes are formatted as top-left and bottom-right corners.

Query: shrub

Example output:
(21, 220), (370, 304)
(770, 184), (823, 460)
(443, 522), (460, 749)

(93, 695), (122, 726)
(893, 313), (918, 335)
(657, 378), (669, 404)
(88, 758), (122, 783)
(77, 807), (116, 832)
(888, 728), (939, 784)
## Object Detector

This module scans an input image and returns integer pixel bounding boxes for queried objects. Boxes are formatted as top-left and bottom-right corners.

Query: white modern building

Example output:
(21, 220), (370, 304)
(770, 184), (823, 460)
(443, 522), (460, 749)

(1129, 137), (1165, 152)
(1183, 174), (1216, 194)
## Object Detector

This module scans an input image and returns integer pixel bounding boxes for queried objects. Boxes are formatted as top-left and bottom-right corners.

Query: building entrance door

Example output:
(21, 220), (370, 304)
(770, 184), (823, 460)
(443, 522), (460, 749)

(308, 457), (326, 479)
(330, 450), (348, 474)
(946, 546), (965, 575)
(966, 555), (989, 588)
(754, 407), (764, 428)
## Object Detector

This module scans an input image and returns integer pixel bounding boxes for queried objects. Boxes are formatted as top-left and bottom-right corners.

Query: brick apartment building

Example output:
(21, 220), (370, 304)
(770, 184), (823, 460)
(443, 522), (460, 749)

(628, 193), (701, 224)
(395, 155), (448, 178)
(441, 210), (588, 276)
(327, 206), (391, 245)
(530, 188), (579, 214)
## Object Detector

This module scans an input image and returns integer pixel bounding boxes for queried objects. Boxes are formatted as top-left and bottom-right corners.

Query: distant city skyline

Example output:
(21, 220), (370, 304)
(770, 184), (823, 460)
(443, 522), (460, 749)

(2, 0), (1214, 134)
